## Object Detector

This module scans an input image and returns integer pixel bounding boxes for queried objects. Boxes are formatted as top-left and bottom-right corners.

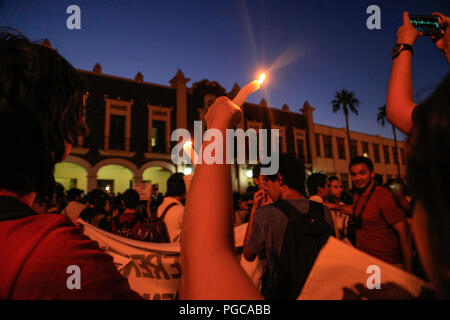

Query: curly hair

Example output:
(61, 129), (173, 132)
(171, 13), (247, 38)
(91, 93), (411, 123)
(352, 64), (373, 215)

(0, 28), (87, 196)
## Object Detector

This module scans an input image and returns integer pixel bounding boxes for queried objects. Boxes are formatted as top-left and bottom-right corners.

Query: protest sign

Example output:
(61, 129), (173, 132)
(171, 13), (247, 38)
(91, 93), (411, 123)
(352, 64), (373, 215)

(79, 220), (255, 299)
(132, 183), (152, 201)
(298, 237), (434, 300)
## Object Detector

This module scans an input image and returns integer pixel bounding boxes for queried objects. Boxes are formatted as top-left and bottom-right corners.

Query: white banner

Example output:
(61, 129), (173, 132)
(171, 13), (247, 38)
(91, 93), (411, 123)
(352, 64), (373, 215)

(298, 237), (434, 300)
(78, 220), (257, 300)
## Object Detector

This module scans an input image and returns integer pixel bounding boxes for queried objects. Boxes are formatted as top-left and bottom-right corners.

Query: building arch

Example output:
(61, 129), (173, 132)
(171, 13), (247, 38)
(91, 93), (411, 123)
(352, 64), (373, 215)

(55, 155), (94, 192)
(140, 161), (175, 195)
(64, 155), (95, 176)
(93, 158), (140, 178)
(138, 160), (176, 176)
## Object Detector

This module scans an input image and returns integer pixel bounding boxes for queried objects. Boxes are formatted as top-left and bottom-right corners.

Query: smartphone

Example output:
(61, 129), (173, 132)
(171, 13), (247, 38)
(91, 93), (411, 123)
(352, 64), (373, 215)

(410, 15), (444, 36)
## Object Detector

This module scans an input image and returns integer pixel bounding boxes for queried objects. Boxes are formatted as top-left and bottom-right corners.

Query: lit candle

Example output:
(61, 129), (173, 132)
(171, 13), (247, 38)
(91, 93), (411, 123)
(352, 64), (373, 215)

(232, 73), (266, 107)
(183, 140), (198, 165)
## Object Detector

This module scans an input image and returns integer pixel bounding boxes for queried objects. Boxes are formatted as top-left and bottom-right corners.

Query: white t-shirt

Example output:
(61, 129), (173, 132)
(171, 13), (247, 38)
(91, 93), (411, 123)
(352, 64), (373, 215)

(156, 197), (184, 242)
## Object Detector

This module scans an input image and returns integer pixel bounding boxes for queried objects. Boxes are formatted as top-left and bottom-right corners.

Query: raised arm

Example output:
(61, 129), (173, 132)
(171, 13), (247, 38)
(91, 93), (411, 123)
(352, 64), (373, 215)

(386, 12), (421, 135)
(180, 96), (262, 300)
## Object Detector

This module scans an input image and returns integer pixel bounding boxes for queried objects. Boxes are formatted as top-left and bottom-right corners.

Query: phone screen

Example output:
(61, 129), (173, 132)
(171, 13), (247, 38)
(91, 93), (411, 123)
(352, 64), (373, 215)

(410, 15), (442, 35)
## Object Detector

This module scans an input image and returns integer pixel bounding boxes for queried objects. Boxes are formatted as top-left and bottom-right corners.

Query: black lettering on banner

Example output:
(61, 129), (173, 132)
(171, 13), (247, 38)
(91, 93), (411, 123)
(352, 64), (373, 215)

(148, 253), (170, 279)
(165, 254), (181, 279)
(121, 259), (141, 278)
(134, 254), (154, 278)
(142, 292), (175, 300)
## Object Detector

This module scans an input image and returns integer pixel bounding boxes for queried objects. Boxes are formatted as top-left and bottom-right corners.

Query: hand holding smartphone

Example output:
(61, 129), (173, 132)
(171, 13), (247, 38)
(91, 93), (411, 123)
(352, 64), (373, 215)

(410, 14), (446, 36)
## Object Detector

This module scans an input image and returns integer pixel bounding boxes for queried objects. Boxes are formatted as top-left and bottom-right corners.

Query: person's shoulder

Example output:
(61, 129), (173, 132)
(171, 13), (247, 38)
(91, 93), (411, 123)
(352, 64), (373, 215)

(286, 198), (311, 213)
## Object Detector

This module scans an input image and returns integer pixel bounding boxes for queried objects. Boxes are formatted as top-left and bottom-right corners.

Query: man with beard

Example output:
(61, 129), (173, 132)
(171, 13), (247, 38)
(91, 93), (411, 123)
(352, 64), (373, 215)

(348, 156), (413, 272)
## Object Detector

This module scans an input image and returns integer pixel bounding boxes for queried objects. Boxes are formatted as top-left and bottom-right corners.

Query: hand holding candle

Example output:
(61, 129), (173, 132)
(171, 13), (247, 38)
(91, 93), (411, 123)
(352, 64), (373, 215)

(232, 73), (266, 107)
(183, 140), (198, 165)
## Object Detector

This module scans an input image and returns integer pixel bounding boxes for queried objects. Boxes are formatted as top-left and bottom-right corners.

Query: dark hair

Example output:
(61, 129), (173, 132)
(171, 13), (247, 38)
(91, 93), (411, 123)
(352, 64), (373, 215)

(166, 173), (186, 197)
(67, 188), (83, 202)
(0, 29), (87, 197)
(306, 173), (328, 196)
(349, 156), (374, 172)
(328, 176), (340, 183)
(34, 182), (66, 212)
(408, 73), (450, 299)
(262, 153), (306, 195)
(122, 189), (140, 209)
(86, 189), (108, 211)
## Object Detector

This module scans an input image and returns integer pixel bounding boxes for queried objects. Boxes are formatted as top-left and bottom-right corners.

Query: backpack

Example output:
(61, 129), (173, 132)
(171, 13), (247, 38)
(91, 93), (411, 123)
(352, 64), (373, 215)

(115, 215), (140, 239)
(134, 202), (178, 243)
(262, 200), (332, 300)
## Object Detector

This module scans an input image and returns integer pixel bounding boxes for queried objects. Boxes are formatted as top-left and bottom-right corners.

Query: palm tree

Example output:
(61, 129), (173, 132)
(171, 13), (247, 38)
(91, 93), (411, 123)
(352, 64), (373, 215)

(332, 89), (360, 159)
(377, 105), (401, 179)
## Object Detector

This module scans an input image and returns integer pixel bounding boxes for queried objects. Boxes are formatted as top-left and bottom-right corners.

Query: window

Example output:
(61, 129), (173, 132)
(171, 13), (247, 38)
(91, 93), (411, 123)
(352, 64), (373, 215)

(392, 146), (399, 165)
(350, 140), (358, 159)
(315, 134), (321, 157)
(323, 135), (333, 158)
(109, 115), (125, 150)
(373, 143), (380, 163)
(362, 142), (369, 157)
(400, 148), (406, 165)
(293, 129), (308, 163)
(296, 139), (305, 162)
(383, 145), (390, 164)
(152, 120), (167, 153)
(272, 125), (286, 153)
(147, 105), (172, 153)
(104, 98), (132, 151)
(337, 137), (346, 159)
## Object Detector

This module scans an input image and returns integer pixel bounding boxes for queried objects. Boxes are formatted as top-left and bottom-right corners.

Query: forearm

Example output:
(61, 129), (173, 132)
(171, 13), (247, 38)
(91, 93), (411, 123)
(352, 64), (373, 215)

(386, 51), (417, 135)
(181, 124), (261, 299)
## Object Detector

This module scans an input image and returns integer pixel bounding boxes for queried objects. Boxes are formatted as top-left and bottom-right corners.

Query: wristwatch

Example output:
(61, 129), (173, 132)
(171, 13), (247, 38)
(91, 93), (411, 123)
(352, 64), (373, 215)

(391, 43), (414, 59)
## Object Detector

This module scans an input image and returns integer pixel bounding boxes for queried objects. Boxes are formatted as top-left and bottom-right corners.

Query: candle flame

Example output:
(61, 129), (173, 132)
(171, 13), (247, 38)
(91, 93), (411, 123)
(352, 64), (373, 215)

(257, 73), (266, 85)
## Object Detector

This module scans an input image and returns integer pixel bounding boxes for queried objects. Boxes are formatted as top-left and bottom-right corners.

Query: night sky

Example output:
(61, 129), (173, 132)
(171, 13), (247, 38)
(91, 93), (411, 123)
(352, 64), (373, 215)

(1, 0), (449, 141)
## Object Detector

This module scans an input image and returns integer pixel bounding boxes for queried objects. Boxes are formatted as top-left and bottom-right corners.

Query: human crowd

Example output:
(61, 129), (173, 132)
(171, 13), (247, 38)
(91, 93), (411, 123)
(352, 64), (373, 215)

(31, 173), (187, 243)
(0, 11), (449, 300)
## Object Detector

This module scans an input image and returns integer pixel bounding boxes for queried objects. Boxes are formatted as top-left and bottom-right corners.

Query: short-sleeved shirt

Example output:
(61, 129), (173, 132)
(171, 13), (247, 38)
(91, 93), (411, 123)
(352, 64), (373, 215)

(157, 197), (184, 242)
(246, 198), (331, 277)
(353, 186), (407, 264)
(0, 196), (142, 299)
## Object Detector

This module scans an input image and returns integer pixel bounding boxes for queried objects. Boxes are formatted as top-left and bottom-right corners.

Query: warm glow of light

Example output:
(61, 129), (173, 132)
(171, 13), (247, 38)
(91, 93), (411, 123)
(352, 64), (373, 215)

(257, 73), (266, 85)
(184, 141), (193, 148)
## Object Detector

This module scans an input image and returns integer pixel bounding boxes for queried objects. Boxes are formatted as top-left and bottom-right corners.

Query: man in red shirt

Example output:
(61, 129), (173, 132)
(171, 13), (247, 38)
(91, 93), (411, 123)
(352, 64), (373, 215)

(0, 30), (141, 299)
(349, 156), (413, 272)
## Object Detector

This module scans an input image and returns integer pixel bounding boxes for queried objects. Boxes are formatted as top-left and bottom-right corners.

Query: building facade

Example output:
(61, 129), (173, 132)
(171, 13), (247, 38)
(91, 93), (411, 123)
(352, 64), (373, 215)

(52, 52), (406, 195)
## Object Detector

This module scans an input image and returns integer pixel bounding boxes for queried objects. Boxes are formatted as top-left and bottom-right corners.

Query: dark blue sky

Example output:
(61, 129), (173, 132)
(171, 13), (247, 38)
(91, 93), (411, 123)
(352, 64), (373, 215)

(1, 0), (449, 140)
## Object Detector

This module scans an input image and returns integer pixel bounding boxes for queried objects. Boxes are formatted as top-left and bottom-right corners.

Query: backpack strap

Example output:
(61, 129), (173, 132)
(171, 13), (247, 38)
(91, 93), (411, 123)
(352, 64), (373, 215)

(271, 200), (303, 220)
(159, 202), (178, 220)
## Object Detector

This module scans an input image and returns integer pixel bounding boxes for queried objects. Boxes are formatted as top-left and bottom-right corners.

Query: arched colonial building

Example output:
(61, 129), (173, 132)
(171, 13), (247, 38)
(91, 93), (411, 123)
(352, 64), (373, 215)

(43, 39), (406, 194)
